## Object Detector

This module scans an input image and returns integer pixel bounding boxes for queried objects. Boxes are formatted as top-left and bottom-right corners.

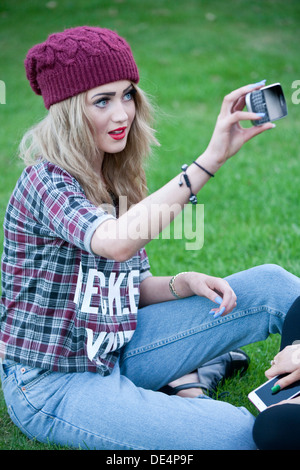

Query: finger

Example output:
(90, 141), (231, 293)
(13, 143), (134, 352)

(215, 280), (237, 311)
(209, 288), (237, 317)
(265, 348), (292, 378)
(205, 276), (237, 316)
(208, 294), (223, 315)
(213, 306), (226, 319)
(265, 364), (280, 379)
(227, 110), (270, 124)
(232, 95), (246, 113)
(243, 121), (275, 143)
(265, 353), (285, 378)
(273, 370), (300, 392)
(220, 81), (266, 115)
(205, 290), (224, 308)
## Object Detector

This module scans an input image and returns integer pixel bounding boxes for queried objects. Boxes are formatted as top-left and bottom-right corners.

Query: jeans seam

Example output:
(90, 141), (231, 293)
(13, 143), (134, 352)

(46, 415), (149, 450)
(122, 305), (285, 360)
(8, 404), (37, 439)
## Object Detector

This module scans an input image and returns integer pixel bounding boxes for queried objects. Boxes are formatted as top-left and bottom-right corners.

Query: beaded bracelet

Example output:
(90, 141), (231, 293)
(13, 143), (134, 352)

(178, 164), (198, 204)
(169, 272), (189, 299)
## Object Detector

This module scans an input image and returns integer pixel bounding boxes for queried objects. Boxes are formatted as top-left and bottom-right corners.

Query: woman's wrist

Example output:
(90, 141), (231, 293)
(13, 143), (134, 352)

(169, 272), (194, 299)
(179, 154), (220, 205)
(195, 150), (223, 176)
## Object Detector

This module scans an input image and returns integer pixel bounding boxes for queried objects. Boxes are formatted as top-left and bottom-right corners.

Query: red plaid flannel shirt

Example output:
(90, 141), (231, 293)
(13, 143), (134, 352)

(0, 162), (151, 375)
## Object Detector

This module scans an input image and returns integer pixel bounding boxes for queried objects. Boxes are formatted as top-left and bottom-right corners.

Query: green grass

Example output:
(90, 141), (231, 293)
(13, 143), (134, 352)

(0, 0), (300, 449)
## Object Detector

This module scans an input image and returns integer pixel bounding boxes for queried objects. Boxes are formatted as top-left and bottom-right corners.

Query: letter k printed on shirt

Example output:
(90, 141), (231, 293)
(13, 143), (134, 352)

(73, 263), (140, 366)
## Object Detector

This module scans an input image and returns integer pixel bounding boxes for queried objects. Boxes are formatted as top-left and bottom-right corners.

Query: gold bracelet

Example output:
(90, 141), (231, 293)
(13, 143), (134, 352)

(169, 272), (189, 299)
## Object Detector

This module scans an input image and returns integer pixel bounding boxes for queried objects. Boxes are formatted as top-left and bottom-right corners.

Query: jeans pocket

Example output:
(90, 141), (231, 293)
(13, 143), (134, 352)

(15, 365), (52, 390)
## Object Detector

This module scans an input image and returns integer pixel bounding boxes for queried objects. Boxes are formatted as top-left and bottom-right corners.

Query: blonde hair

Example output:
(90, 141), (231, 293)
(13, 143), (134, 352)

(19, 85), (159, 211)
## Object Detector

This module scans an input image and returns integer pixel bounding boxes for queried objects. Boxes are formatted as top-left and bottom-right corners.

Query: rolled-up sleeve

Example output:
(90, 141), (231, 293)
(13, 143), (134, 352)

(19, 163), (115, 253)
(139, 247), (152, 282)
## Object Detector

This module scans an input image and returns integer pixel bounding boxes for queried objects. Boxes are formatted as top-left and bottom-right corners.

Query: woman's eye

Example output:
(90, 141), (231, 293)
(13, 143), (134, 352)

(94, 98), (109, 108)
(124, 89), (136, 101)
(124, 92), (132, 101)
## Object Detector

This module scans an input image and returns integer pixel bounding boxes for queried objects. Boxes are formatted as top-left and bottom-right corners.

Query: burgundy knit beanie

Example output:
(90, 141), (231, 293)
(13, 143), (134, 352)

(24, 26), (139, 109)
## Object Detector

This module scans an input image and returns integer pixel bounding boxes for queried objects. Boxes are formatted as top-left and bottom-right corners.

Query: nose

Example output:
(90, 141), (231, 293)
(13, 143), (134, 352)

(111, 100), (128, 123)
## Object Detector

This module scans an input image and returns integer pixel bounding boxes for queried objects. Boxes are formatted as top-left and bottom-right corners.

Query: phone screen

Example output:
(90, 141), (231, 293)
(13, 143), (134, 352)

(263, 85), (287, 121)
(251, 374), (300, 408)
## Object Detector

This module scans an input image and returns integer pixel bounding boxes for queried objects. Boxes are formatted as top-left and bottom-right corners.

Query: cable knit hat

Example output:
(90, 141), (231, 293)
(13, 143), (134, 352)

(25, 26), (139, 109)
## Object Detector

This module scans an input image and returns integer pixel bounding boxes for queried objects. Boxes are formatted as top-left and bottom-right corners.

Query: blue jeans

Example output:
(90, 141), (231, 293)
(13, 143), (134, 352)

(1, 264), (300, 450)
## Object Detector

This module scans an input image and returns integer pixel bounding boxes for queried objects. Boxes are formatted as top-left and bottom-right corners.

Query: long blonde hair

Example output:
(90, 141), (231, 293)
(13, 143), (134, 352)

(19, 85), (159, 211)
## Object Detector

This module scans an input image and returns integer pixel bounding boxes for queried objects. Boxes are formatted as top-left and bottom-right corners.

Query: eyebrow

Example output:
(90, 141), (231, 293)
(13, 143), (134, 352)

(91, 84), (134, 100)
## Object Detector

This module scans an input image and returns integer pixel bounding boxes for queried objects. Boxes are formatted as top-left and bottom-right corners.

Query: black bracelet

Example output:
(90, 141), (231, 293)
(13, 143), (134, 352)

(179, 164), (198, 204)
(193, 160), (215, 178)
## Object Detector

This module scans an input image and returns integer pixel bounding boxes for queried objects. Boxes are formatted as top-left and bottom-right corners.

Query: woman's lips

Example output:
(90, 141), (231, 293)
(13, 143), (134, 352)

(108, 127), (127, 140)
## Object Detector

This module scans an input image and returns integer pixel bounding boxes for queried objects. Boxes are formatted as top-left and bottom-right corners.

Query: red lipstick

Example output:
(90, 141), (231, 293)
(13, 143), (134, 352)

(108, 127), (127, 140)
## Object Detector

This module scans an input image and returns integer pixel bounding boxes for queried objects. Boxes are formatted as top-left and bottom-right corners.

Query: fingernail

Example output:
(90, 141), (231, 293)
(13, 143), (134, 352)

(256, 112), (266, 118)
(248, 79), (266, 89)
(255, 79), (266, 86)
(209, 309), (215, 315)
(214, 307), (225, 318)
(214, 296), (223, 305)
(271, 384), (281, 394)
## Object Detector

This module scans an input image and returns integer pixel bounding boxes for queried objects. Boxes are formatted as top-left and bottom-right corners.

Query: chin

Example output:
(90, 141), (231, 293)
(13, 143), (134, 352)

(102, 141), (128, 154)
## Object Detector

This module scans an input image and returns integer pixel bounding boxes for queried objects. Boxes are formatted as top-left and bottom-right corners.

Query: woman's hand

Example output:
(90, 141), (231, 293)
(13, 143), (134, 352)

(265, 344), (300, 391)
(180, 272), (237, 316)
(201, 82), (275, 171)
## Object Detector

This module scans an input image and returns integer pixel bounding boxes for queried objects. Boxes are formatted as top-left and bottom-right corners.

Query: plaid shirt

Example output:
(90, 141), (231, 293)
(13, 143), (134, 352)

(0, 162), (151, 375)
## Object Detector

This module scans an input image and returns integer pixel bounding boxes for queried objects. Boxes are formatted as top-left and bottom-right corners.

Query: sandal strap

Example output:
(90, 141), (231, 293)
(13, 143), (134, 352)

(169, 382), (205, 394)
(159, 382), (207, 396)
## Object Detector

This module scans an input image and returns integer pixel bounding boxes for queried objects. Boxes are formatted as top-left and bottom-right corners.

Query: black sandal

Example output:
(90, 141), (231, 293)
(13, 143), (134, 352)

(159, 349), (250, 398)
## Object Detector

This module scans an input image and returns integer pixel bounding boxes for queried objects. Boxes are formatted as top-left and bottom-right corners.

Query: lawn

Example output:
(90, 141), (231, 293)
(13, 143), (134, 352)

(0, 0), (300, 450)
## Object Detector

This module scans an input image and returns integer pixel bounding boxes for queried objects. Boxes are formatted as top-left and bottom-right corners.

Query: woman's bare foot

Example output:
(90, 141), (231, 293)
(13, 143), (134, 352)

(168, 372), (204, 398)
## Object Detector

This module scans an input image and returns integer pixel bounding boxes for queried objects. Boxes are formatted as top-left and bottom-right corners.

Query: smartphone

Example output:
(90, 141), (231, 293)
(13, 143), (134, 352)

(248, 374), (300, 412)
(245, 83), (288, 126)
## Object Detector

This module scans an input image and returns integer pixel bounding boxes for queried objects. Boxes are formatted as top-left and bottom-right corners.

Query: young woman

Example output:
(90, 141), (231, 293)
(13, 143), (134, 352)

(1, 26), (300, 450)
(253, 297), (300, 450)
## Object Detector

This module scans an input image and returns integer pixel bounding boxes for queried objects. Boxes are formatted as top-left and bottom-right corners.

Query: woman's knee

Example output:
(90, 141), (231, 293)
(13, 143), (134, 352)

(229, 264), (299, 309)
(250, 263), (288, 280)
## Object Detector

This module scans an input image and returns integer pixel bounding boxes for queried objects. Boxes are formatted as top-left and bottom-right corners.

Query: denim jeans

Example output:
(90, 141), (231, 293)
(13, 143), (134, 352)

(1, 264), (300, 450)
